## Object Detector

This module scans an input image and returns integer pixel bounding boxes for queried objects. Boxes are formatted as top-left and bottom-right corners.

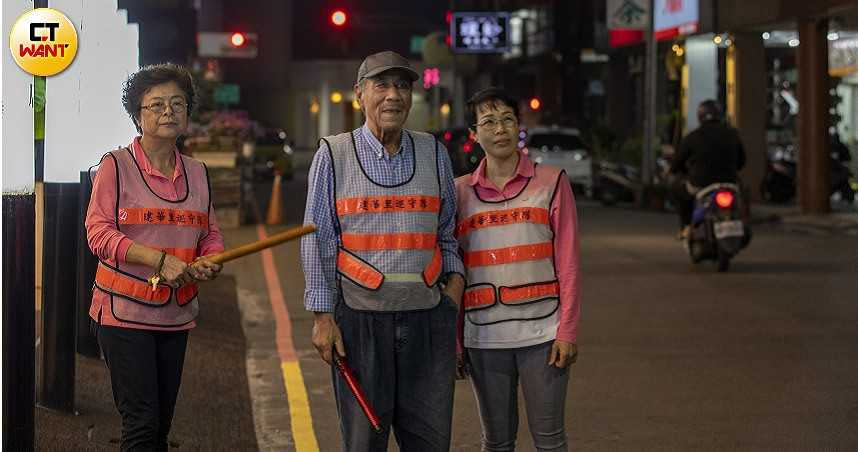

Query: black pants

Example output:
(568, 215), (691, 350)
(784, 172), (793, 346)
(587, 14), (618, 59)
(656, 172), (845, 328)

(93, 322), (189, 452)
(671, 178), (695, 228)
(333, 295), (458, 451)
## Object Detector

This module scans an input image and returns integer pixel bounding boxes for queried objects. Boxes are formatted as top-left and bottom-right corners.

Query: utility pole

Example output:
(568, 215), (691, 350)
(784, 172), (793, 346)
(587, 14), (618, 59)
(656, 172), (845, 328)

(642, 0), (658, 189)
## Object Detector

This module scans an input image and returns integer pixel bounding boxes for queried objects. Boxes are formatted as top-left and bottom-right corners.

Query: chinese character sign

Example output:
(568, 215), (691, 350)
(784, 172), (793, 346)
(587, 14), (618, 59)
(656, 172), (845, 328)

(451, 12), (509, 53)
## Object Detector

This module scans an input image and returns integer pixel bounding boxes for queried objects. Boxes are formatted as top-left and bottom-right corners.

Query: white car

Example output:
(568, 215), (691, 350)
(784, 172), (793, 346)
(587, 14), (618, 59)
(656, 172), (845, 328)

(525, 126), (593, 197)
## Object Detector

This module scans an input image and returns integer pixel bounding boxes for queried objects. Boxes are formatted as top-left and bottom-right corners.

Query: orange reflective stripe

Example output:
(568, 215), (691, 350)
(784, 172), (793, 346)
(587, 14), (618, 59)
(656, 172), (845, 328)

(341, 233), (437, 251)
(175, 284), (199, 305)
(95, 264), (170, 304)
(422, 246), (442, 286)
(336, 195), (441, 216)
(464, 242), (554, 268)
(499, 281), (559, 305)
(337, 249), (384, 290)
(118, 207), (208, 229)
(457, 207), (550, 237)
(464, 286), (495, 311)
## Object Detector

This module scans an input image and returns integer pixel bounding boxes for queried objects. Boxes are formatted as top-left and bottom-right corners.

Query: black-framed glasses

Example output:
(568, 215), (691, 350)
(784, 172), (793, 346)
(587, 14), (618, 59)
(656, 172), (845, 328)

(141, 100), (188, 115)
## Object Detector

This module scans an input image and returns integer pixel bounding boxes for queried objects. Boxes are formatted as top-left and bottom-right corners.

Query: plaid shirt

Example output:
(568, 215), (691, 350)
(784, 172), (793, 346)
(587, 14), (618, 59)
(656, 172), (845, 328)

(301, 124), (464, 312)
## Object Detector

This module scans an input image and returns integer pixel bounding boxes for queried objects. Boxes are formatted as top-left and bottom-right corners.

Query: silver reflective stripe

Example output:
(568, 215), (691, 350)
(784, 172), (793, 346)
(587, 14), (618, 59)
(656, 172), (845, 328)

(383, 273), (425, 283)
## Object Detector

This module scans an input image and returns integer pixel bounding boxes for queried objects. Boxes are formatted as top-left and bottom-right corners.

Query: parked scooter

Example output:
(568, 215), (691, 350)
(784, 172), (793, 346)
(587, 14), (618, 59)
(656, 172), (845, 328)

(685, 183), (751, 272)
(594, 160), (638, 206)
(761, 144), (855, 203)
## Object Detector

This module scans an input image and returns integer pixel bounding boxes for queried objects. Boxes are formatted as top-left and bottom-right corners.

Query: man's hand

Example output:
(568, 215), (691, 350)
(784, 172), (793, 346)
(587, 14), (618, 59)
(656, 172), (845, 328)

(548, 340), (577, 369)
(442, 273), (465, 307)
(456, 351), (469, 380)
(312, 312), (345, 365)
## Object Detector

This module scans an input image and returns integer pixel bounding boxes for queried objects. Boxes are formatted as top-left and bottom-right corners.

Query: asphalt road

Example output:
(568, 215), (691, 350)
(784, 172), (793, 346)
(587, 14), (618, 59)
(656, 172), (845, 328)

(241, 162), (858, 451)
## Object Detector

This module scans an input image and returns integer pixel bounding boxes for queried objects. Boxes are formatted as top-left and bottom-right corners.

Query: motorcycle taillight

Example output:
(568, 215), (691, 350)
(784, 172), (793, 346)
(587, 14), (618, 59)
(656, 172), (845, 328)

(715, 191), (734, 209)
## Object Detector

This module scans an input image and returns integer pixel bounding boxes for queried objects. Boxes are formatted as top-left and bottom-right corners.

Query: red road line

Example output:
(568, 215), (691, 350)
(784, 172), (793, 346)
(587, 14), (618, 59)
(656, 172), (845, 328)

(257, 224), (297, 362)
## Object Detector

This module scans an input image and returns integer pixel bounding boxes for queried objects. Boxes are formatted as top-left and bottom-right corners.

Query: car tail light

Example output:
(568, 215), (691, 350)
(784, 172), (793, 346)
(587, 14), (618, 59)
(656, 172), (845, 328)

(443, 131), (452, 142)
(715, 191), (734, 208)
(463, 141), (473, 153)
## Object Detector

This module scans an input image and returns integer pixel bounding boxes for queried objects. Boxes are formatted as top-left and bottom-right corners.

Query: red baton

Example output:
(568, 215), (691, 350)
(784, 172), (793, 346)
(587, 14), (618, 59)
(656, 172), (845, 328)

(333, 354), (382, 433)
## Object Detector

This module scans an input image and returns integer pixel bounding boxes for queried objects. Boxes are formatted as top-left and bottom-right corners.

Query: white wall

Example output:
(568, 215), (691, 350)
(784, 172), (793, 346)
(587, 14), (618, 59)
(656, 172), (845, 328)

(2, 0), (36, 194)
(685, 34), (718, 131)
(44, 0), (139, 183)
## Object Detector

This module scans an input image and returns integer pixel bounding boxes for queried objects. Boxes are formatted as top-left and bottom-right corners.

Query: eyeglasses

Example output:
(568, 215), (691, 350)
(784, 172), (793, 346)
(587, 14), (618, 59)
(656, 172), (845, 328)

(141, 100), (188, 115)
(474, 116), (517, 130)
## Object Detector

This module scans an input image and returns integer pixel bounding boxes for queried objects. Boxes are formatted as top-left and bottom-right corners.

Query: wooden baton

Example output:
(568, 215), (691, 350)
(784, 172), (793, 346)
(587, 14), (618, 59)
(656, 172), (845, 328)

(206, 224), (316, 265)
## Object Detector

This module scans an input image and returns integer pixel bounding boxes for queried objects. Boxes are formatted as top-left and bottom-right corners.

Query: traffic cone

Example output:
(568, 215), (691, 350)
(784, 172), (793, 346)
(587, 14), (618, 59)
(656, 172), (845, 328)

(266, 172), (283, 225)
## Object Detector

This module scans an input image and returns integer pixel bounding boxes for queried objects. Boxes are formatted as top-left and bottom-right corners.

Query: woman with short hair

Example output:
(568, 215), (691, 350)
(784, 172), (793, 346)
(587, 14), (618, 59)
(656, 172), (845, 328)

(85, 63), (224, 450)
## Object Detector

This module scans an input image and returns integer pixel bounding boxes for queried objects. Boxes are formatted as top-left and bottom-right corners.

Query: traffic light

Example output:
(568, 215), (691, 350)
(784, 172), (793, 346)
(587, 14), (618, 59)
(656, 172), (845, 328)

(230, 32), (246, 48)
(198, 32), (258, 58)
(331, 9), (347, 27)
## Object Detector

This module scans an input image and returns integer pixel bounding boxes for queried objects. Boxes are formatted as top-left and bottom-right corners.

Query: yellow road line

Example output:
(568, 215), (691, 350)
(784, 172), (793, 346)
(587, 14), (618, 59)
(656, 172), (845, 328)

(282, 361), (320, 451)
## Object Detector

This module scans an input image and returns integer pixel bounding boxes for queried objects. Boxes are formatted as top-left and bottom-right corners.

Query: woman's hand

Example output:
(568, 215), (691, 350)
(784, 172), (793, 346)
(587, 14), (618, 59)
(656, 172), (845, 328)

(159, 253), (193, 288)
(188, 255), (222, 282)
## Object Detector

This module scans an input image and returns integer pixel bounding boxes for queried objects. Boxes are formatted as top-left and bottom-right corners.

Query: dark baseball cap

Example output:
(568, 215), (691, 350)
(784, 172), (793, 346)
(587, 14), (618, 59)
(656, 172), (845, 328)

(356, 51), (420, 85)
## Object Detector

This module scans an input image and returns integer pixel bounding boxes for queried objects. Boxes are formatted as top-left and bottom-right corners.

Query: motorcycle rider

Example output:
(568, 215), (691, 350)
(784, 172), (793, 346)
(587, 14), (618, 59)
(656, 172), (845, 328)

(670, 100), (746, 238)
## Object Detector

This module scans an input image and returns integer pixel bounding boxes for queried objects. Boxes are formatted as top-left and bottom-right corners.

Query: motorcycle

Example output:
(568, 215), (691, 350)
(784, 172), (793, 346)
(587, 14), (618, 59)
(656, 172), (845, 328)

(761, 144), (855, 204)
(594, 160), (638, 206)
(686, 183), (751, 272)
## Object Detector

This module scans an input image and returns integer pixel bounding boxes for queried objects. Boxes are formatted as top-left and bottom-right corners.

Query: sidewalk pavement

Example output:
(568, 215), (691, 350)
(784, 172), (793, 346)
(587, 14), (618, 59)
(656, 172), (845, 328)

(751, 202), (858, 235)
(35, 275), (258, 451)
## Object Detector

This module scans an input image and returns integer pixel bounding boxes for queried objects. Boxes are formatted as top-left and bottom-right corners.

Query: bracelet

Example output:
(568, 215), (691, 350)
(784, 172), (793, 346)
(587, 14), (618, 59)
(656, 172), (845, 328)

(155, 251), (167, 274)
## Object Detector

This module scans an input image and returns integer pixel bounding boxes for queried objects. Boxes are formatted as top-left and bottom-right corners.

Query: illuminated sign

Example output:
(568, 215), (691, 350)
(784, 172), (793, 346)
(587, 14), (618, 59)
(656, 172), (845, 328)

(654, 0), (698, 41)
(451, 12), (509, 53)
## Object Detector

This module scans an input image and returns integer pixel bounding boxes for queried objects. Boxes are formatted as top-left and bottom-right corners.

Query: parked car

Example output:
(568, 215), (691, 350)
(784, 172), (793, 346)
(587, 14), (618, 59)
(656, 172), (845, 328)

(433, 128), (484, 177)
(525, 126), (593, 197)
(247, 128), (294, 181)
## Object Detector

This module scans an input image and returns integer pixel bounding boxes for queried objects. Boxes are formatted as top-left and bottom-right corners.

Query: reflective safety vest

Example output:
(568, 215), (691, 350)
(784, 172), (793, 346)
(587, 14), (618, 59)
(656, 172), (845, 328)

(456, 164), (565, 333)
(324, 130), (443, 311)
(91, 147), (210, 327)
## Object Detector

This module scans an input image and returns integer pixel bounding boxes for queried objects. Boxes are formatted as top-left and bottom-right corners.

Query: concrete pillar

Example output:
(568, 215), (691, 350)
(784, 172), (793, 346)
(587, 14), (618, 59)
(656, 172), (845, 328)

(730, 32), (768, 203)
(684, 35), (719, 132)
(320, 81), (331, 138)
(797, 18), (831, 214)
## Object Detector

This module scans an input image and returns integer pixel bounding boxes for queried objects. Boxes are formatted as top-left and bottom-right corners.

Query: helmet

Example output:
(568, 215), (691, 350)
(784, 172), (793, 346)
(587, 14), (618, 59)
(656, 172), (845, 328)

(698, 99), (722, 123)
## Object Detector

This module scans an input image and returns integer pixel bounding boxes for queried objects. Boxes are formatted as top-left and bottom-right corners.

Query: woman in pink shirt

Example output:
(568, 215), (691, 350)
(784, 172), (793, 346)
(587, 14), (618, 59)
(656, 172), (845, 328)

(454, 88), (580, 451)
(85, 64), (224, 450)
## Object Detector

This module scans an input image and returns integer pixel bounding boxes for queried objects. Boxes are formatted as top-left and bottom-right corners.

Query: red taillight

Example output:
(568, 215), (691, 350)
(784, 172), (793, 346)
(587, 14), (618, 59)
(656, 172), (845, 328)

(443, 131), (452, 142)
(715, 191), (734, 208)
(463, 141), (473, 153)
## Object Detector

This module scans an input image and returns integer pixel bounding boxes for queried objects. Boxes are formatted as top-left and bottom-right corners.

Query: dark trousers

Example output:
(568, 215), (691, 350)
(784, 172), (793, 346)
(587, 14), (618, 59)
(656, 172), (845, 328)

(671, 179), (695, 227)
(333, 295), (458, 452)
(93, 322), (189, 452)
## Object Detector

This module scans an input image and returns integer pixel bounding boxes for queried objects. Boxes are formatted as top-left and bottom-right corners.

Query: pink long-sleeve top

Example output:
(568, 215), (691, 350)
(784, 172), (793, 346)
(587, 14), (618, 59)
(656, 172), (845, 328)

(463, 151), (581, 343)
(85, 137), (225, 330)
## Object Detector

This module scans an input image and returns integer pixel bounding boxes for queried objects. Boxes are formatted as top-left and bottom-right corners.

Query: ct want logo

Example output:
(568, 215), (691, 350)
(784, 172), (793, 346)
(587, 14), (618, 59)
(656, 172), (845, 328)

(9, 8), (78, 76)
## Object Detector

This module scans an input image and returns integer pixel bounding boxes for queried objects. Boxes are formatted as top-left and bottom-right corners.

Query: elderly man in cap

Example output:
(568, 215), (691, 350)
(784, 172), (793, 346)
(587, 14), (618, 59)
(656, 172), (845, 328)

(301, 50), (465, 450)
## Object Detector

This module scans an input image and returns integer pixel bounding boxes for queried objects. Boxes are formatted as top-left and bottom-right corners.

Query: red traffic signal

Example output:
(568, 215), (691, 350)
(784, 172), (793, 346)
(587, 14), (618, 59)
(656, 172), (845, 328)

(230, 32), (246, 48)
(331, 10), (348, 27)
